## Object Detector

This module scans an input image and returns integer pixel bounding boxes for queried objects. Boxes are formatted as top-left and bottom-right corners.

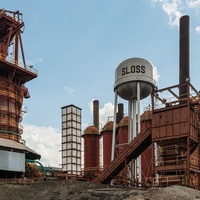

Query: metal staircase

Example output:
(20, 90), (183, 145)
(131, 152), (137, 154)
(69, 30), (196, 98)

(93, 128), (152, 184)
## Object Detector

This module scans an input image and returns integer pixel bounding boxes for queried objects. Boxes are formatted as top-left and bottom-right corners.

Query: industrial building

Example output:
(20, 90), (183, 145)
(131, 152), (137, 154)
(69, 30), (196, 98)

(61, 15), (200, 189)
(0, 8), (200, 190)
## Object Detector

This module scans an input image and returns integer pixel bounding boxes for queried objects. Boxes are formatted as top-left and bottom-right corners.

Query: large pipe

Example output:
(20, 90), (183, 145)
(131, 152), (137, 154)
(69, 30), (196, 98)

(179, 15), (190, 99)
(93, 100), (99, 131)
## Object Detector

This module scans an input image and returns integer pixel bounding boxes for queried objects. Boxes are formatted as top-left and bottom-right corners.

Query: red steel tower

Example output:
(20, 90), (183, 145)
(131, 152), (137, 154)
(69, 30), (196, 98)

(0, 9), (37, 142)
(0, 9), (40, 178)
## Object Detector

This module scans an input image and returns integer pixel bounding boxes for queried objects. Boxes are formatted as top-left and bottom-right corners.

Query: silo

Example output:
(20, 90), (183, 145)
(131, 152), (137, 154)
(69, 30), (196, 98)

(116, 117), (129, 156)
(82, 125), (100, 169)
(140, 110), (152, 181)
(101, 121), (116, 167)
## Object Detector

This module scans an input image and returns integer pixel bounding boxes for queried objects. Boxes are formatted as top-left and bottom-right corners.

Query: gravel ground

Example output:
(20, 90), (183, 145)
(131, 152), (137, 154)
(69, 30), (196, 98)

(1, 183), (200, 200)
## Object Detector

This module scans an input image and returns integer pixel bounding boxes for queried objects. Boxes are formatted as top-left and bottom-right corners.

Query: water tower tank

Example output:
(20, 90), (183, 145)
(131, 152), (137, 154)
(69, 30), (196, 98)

(114, 58), (154, 100)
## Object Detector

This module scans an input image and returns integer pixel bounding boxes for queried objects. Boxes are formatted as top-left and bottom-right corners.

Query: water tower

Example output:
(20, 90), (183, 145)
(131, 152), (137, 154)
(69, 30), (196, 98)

(112, 57), (154, 181)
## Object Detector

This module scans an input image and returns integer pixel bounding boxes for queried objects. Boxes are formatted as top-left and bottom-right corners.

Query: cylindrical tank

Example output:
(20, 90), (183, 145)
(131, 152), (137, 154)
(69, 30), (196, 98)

(140, 110), (152, 180)
(115, 117), (129, 156)
(101, 121), (116, 166)
(0, 76), (24, 142)
(114, 58), (154, 100)
(82, 125), (100, 169)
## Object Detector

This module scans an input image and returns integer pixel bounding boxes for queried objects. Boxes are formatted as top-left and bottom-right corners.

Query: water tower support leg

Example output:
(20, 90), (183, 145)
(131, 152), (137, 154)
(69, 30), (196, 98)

(111, 92), (118, 161)
(132, 99), (137, 182)
(128, 100), (133, 183)
(137, 81), (141, 133)
(128, 100), (133, 143)
(133, 99), (137, 139)
(137, 82), (141, 183)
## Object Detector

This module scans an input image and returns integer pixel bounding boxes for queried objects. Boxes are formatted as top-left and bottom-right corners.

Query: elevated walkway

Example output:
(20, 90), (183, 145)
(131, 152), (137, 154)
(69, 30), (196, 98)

(93, 128), (152, 184)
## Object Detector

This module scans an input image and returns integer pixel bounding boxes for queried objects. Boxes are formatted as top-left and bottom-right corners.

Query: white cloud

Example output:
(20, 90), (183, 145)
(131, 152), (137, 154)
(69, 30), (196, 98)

(163, 1), (182, 27)
(187, 0), (200, 8)
(27, 56), (43, 66)
(151, 0), (183, 27)
(99, 102), (114, 126)
(153, 66), (160, 83)
(151, 0), (200, 31)
(88, 100), (114, 129)
(150, 0), (200, 37)
(195, 26), (200, 34)
(22, 124), (61, 167)
(64, 86), (74, 94)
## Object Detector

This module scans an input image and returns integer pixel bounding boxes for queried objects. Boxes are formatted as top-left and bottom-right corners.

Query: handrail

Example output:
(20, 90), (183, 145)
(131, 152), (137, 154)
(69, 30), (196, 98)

(152, 82), (200, 112)
(0, 53), (38, 75)
(155, 157), (186, 166)
(151, 175), (186, 186)
(93, 127), (152, 184)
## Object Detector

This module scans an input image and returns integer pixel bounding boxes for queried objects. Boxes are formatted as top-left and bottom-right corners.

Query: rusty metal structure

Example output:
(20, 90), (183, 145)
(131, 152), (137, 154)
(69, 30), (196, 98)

(0, 9), (37, 141)
(93, 119), (152, 184)
(82, 125), (100, 178)
(0, 9), (40, 178)
(140, 110), (152, 182)
(92, 15), (200, 189)
(57, 15), (200, 189)
(101, 120), (114, 167)
(101, 103), (124, 168)
(151, 15), (199, 187)
(116, 117), (129, 156)
(93, 89), (200, 188)
(151, 82), (200, 187)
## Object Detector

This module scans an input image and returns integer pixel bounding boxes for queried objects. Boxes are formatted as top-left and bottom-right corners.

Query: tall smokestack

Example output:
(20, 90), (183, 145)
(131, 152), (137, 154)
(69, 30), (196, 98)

(179, 15), (190, 99)
(93, 100), (99, 131)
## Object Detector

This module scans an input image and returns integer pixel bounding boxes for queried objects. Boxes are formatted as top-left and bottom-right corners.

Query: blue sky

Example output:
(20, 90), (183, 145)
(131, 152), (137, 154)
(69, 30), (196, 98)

(1, 0), (200, 167)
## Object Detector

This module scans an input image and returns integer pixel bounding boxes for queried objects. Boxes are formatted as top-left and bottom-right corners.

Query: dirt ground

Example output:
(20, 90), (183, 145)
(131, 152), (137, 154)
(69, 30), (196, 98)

(1, 182), (200, 200)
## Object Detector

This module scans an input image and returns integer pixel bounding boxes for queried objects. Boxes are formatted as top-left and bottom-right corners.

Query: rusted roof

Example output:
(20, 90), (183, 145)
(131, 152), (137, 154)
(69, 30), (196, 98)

(102, 121), (118, 131)
(0, 138), (41, 160)
(140, 110), (152, 121)
(118, 116), (129, 127)
(83, 125), (99, 135)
